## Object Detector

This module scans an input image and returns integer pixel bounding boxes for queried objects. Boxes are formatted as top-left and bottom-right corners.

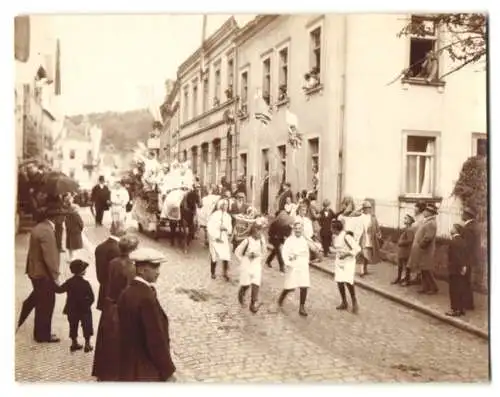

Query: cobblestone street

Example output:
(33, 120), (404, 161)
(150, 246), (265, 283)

(15, 210), (490, 383)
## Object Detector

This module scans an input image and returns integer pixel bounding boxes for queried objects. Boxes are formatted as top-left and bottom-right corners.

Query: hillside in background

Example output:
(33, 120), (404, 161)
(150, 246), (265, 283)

(67, 109), (154, 153)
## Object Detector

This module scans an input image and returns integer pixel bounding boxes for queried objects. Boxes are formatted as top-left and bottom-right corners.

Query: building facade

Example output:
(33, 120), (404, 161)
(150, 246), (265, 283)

(176, 17), (240, 188)
(159, 80), (180, 164)
(234, 14), (487, 234)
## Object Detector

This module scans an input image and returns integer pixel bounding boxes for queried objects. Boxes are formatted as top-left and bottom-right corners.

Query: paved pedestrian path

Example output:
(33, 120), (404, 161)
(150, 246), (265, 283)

(310, 257), (488, 337)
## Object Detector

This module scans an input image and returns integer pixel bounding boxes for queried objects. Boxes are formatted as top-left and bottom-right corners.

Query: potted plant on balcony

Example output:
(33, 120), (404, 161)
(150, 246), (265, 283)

(302, 67), (321, 91)
(225, 85), (234, 100)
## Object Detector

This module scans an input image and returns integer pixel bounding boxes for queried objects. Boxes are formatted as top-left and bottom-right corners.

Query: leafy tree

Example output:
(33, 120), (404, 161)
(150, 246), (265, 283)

(390, 13), (487, 84)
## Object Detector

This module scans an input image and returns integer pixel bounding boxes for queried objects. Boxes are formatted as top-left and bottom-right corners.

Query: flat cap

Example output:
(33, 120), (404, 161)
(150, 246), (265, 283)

(129, 247), (166, 267)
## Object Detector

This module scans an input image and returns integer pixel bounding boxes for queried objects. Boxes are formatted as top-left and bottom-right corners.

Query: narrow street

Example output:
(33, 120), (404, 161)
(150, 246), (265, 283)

(15, 209), (489, 382)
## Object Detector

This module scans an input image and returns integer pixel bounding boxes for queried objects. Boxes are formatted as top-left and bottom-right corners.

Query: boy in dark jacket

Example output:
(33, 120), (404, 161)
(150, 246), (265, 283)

(393, 214), (415, 285)
(446, 224), (468, 317)
(57, 259), (95, 352)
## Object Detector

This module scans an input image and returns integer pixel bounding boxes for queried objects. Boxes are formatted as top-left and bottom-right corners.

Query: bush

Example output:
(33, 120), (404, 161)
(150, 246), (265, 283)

(452, 156), (487, 222)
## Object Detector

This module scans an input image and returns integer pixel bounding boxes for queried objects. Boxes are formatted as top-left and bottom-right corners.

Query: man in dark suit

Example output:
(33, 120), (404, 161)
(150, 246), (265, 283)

(461, 206), (481, 310)
(446, 224), (468, 317)
(265, 211), (292, 273)
(117, 248), (176, 382)
(94, 221), (125, 311)
(91, 176), (111, 226)
(25, 208), (61, 343)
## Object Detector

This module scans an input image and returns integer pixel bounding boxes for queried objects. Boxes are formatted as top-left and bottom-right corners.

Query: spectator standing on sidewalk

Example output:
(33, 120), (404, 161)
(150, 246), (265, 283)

(408, 203), (439, 295)
(461, 206), (481, 311)
(24, 207), (61, 343)
(318, 199), (336, 257)
(358, 200), (382, 277)
(92, 235), (139, 381)
(91, 176), (111, 226)
(64, 193), (84, 262)
(393, 214), (416, 285)
(117, 248), (176, 382)
(57, 259), (94, 353)
(446, 224), (468, 317)
(332, 220), (361, 314)
(408, 201), (427, 285)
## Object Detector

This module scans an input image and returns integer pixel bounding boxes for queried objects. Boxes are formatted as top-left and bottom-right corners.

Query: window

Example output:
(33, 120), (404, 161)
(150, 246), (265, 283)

(240, 153), (248, 178)
(213, 139), (221, 185)
(227, 58), (234, 89)
(240, 71), (249, 109)
(201, 143), (209, 186)
(308, 138), (319, 190)
(191, 146), (198, 175)
(183, 87), (189, 122)
(407, 16), (439, 80)
(262, 58), (271, 105)
(278, 145), (287, 184)
(192, 80), (198, 118)
(404, 135), (437, 196)
(202, 77), (209, 112)
(69, 168), (75, 179)
(214, 65), (221, 104)
(472, 133), (487, 157)
(310, 27), (322, 76)
(226, 135), (233, 181)
(69, 149), (75, 160)
(278, 47), (289, 101)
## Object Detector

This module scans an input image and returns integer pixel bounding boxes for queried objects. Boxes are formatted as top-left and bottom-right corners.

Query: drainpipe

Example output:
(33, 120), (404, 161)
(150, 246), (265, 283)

(336, 16), (348, 212)
(233, 38), (240, 185)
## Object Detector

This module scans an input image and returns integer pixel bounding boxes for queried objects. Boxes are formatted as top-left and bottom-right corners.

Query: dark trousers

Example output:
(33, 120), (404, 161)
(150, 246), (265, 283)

(463, 269), (474, 310)
(31, 278), (56, 342)
(95, 206), (105, 225)
(449, 274), (466, 312)
(421, 270), (438, 292)
(266, 241), (285, 272)
(68, 312), (94, 339)
(320, 232), (332, 256)
(55, 221), (64, 250)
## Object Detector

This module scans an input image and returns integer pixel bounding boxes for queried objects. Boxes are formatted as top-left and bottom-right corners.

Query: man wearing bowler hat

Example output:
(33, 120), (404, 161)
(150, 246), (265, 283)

(117, 248), (176, 382)
(461, 206), (481, 310)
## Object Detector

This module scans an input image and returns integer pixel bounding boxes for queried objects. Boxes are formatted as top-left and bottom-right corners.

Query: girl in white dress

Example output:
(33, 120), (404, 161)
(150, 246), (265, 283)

(277, 217), (311, 316)
(207, 198), (233, 281)
(332, 219), (361, 313)
(234, 219), (267, 313)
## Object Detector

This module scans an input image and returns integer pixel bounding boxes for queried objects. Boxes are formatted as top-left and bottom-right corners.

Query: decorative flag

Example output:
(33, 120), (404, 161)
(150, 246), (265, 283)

(254, 89), (272, 126)
(285, 109), (302, 149)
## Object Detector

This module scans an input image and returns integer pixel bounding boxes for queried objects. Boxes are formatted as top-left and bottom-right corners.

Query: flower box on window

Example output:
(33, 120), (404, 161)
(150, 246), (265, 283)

(277, 84), (290, 107)
(302, 67), (323, 95)
(225, 85), (233, 100)
(237, 104), (249, 120)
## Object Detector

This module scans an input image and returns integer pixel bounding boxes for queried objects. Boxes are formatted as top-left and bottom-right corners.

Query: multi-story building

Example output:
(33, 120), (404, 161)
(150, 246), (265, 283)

(159, 79), (180, 163)
(15, 15), (63, 164)
(176, 17), (240, 188)
(235, 14), (487, 234)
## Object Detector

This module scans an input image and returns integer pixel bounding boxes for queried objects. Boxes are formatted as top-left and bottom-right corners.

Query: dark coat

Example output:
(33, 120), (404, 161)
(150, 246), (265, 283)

(65, 207), (84, 250)
(448, 235), (467, 275)
(94, 238), (121, 311)
(278, 190), (293, 212)
(117, 280), (176, 381)
(58, 275), (94, 316)
(92, 256), (135, 381)
(91, 184), (111, 209)
(318, 208), (335, 237)
(408, 215), (437, 271)
(397, 226), (415, 260)
(462, 219), (482, 269)
(26, 220), (60, 281)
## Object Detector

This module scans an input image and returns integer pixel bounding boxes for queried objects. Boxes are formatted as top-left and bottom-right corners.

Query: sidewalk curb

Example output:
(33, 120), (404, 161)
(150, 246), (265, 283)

(309, 262), (489, 341)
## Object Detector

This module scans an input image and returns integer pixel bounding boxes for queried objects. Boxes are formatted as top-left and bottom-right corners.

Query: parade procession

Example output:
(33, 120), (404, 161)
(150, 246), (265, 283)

(13, 12), (490, 385)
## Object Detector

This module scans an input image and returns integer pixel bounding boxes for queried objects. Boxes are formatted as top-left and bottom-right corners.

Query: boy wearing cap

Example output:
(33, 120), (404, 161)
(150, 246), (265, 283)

(446, 224), (468, 317)
(117, 248), (176, 382)
(461, 206), (481, 310)
(57, 259), (95, 353)
(393, 214), (416, 285)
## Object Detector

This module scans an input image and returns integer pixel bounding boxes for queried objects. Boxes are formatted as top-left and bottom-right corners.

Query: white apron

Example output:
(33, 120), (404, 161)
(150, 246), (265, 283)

(235, 236), (266, 286)
(207, 210), (233, 262)
(333, 231), (361, 285)
(198, 195), (221, 227)
(282, 235), (310, 289)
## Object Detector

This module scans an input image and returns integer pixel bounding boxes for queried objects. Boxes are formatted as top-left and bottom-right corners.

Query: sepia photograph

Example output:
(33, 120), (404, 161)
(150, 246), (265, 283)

(11, 4), (491, 387)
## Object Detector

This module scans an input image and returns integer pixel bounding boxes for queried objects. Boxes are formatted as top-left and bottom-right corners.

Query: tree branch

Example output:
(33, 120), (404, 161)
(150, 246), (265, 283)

(439, 50), (486, 80)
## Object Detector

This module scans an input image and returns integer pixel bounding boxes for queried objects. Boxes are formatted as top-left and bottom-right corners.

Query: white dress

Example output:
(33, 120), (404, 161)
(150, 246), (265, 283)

(333, 231), (361, 285)
(207, 209), (233, 262)
(235, 236), (266, 286)
(282, 235), (310, 289)
(110, 187), (130, 224)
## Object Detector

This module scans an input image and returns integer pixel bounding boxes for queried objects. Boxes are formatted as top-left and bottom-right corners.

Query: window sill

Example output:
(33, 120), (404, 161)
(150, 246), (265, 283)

(276, 98), (290, 108)
(304, 84), (324, 97)
(401, 78), (446, 88)
(398, 195), (443, 204)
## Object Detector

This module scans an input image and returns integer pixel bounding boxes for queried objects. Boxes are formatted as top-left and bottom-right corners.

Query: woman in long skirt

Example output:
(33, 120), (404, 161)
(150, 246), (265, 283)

(64, 193), (84, 262)
(235, 219), (267, 313)
(331, 220), (361, 313)
(277, 217), (311, 316)
(207, 198), (233, 281)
